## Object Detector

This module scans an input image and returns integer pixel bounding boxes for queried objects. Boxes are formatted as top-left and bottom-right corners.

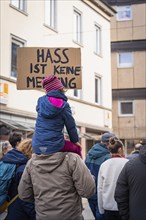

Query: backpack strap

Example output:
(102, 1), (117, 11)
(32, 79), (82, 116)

(7, 194), (19, 207)
(0, 194), (18, 214)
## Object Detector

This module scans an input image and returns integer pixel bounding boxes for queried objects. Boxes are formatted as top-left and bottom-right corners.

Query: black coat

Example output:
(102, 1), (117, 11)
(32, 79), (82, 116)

(115, 145), (146, 220)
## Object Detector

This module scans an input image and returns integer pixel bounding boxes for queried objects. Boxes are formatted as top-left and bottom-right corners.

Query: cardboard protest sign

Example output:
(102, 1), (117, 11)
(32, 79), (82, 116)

(17, 47), (82, 90)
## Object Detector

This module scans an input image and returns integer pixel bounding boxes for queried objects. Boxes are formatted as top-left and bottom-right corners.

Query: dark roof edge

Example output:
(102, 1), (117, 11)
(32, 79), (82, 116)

(99, 0), (117, 13)
(100, 0), (117, 12)
(105, 0), (146, 6)
(82, 0), (116, 17)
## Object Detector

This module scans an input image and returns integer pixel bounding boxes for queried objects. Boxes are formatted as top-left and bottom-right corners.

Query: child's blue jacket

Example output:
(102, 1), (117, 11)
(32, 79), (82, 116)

(32, 90), (79, 154)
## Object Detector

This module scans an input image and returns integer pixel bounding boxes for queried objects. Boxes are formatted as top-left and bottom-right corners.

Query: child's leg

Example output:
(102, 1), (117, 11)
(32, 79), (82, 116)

(61, 140), (82, 158)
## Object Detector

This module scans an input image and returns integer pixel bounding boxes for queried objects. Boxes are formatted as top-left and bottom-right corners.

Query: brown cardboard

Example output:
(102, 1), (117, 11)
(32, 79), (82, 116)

(17, 47), (82, 90)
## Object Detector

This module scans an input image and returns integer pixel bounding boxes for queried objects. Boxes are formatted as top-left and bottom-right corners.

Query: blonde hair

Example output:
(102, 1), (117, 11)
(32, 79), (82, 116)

(17, 139), (32, 159)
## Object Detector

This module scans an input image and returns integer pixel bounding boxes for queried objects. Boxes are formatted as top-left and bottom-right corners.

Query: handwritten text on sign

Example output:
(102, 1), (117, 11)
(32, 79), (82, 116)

(17, 47), (82, 90)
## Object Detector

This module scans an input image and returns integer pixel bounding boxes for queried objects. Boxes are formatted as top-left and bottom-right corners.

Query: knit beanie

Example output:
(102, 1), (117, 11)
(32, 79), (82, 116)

(42, 75), (64, 93)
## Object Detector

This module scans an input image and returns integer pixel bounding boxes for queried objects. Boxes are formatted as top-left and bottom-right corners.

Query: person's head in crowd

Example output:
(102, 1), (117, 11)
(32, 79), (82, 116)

(129, 143), (142, 155)
(109, 137), (124, 157)
(42, 75), (66, 94)
(0, 124), (10, 141)
(127, 142), (142, 160)
(101, 132), (116, 147)
(0, 140), (13, 159)
(134, 143), (142, 151)
(17, 139), (32, 159)
(9, 132), (23, 148)
(140, 139), (146, 146)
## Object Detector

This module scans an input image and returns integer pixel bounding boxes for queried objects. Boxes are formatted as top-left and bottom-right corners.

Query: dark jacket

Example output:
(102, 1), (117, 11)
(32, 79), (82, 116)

(126, 150), (139, 160)
(115, 145), (146, 220)
(32, 90), (79, 154)
(2, 149), (35, 220)
(85, 143), (111, 199)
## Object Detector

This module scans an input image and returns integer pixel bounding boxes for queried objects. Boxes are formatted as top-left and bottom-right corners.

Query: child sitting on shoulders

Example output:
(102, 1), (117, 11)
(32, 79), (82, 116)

(32, 75), (82, 157)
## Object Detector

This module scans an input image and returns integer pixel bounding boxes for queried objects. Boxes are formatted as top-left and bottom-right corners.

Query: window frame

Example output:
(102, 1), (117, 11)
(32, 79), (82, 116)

(11, 36), (25, 79)
(95, 24), (101, 56)
(73, 8), (82, 45)
(95, 74), (102, 105)
(116, 5), (132, 21)
(73, 89), (81, 99)
(11, 0), (26, 12)
(44, 0), (56, 30)
(117, 52), (133, 68)
(118, 100), (134, 116)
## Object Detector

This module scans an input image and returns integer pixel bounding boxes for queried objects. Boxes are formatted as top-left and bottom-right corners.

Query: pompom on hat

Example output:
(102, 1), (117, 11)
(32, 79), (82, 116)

(42, 75), (64, 93)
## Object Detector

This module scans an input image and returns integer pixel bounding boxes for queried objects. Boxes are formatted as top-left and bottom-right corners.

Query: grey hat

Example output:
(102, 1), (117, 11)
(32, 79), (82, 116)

(101, 132), (116, 143)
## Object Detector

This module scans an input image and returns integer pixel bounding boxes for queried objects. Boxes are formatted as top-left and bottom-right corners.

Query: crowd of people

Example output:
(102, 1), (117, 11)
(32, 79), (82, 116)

(0, 75), (146, 220)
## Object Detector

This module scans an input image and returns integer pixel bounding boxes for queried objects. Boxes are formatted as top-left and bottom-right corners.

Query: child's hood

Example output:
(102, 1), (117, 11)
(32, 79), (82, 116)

(37, 90), (68, 118)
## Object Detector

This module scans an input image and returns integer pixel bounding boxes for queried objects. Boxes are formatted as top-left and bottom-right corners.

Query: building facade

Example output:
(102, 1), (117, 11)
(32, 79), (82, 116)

(0, 0), (115, 157)
(106, 0), (146, 152)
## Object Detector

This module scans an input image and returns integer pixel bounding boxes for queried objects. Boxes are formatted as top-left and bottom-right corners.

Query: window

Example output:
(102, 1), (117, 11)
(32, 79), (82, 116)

(117, 6), (132, 21)
(45, 0), (56, 29)
(118, 52), (133, 68)
(95, 25), (101, 55)
(11, 0), (26, 11)
(95, 75), (101, 104)
(11, 38), (24, 78)
(73, 9), (82, 44)
(73, 89), (81, 99)
(119, 101), (134, 116)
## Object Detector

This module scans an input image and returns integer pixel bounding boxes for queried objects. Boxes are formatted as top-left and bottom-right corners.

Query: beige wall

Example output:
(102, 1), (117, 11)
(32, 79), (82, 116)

(112, 100), (146, 140)
(111, 4), (146, 41)
(112, 51), (146, 89)
(111, 2), (146, 143)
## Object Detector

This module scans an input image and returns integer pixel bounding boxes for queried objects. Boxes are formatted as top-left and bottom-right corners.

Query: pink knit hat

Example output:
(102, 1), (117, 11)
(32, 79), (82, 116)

(42, 75), (64, 93)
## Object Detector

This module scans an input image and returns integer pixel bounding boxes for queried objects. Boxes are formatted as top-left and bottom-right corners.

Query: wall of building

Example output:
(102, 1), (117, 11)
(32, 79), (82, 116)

(111, 4), (146, 41)
(0, 0), (114, 156)
(112, 99), (146, 139)
(108, 0), (146, 150)
(112, 51), (146, 89)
